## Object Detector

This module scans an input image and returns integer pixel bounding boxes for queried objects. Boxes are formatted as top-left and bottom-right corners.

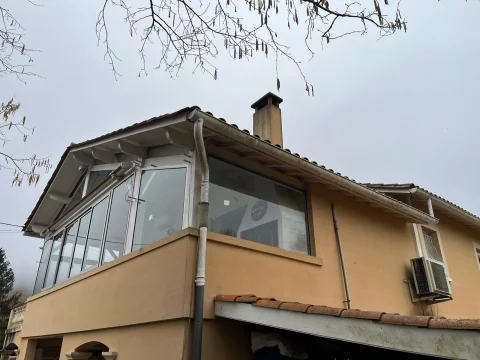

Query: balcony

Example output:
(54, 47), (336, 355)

(6, 304), (26, 334)
(20, 228), (325, 338)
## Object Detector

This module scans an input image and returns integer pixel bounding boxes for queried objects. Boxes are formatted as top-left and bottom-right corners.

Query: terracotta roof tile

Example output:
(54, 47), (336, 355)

(428, 318), (480, 330)
(279, 302), (311, 313)
(235, 296), (260, 303)
(307, 305), (344, 317)
(253, 299), (282, 309)
(379, 314), (431, 327)
(341, 309), (385, 321)
(216, 294), (480, 332)
(215, 294), (256, 302)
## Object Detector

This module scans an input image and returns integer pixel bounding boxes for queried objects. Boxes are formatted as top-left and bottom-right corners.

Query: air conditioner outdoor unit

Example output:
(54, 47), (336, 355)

(411, 257), (451, 297)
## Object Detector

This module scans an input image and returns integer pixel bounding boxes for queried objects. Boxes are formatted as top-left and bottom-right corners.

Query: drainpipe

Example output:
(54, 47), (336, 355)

(331, 204), (351, 309)
(192, 116), (210, 360)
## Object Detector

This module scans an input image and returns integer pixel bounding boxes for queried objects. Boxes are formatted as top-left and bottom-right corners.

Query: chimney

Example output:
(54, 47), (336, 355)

(251, 92), (284, 147)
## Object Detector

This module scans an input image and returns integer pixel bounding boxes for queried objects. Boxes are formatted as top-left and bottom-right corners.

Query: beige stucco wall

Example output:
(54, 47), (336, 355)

(21, 230), (195, 338)
(14, 180), (480, 359)
(436, 216), (480, 318)
(59, 320), (187, 360)
(202, 232), (339, 319)
(306, 184), (420, 314)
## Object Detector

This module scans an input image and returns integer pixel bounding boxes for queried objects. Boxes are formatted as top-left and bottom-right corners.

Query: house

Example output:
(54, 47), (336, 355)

(3, 93), (480, 360)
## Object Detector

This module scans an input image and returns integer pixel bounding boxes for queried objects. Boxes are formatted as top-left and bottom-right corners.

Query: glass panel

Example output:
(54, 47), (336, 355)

(70, 212), (92, 277)
(43, 231), (64, 288)
(56, 221), (79, 284)
(82, 198), (109, 271)
(423, 230), (443, 263)
(33, 238), (53, 294)
(209, 158), (309, 254)
(86, 171), (111, 195)
(102, 176), (134, 264)
(132, 168), (187, 251)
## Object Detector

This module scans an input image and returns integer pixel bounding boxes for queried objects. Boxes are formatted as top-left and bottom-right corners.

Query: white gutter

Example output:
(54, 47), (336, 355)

(194, 110), (438, 226)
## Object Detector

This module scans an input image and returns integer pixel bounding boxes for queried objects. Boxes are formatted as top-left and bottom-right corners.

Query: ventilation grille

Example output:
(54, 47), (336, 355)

(412, 258), (430, 295)
(430, 261), (450, 294)
(423, 233), (443, 263)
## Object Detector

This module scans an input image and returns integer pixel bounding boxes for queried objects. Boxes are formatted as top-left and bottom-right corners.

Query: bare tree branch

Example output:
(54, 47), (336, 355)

(96, 0), (406, 94)
(0, 98), (51, 186)
(0, 3), (41, 83)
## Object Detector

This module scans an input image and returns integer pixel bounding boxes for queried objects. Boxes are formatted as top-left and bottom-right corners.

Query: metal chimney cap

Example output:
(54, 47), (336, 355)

(251, 92), (283, 110)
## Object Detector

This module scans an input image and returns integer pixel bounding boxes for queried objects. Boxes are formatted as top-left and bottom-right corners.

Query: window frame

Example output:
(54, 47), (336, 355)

(207, 156), (311, 255)
(42, 229), (65, 291)
(81, 195), (111, 272)
(473, 242), (480, 272)
(32, 237), (54, 295)
(128, 162), (191, 252)
(39, 180), (127, 291)
(35, 149), (195, 293)
(416, 224), (452, 282)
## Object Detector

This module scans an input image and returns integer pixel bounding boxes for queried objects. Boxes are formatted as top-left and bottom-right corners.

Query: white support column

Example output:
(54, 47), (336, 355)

(427, 198), (435, 217)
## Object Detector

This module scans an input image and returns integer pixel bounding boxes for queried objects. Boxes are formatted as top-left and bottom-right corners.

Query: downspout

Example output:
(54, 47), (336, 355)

(331, 204), (351, 309)
(192, 116), (209, 360)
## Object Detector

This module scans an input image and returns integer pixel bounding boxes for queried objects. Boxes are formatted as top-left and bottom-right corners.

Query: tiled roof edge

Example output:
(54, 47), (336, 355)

(215, 294), (480, 331)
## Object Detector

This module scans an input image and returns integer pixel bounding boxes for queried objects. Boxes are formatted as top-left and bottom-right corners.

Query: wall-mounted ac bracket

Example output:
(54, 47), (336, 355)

(403, 279), (453, 304)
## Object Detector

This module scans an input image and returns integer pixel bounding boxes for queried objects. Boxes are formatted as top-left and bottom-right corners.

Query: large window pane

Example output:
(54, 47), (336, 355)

(56, 222), (78, 284)
(33, 239), (53, 295)
(82, 198), (109, 271)
(209, 158), (309, 254)
(132, 168), (187, 251)
(43, 231), (64, 288)
(70, 212), (91, 277)
(102, 176), (134, 264)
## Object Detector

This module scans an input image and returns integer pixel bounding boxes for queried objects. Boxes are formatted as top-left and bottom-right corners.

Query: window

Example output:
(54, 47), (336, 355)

(33, 147), (192, 293)
(70, 212), (91, 277)
(208, 157), (309, 254)
(43, 231), (64, 289)
(474, 242), (480, 271)
(33, 239), (53, 295)
(102, 177), (134, 263)
(82, 198), (109, 271)
(132, 168), (187, 251)
(56, 222), (78, 284)
(422, 227), (444, 263)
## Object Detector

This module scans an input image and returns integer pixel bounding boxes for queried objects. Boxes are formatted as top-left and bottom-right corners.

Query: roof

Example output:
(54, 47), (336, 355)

(23, 106), (196, 231)
(215, 294), (480, 331)
(362, 183), (480, 228)
(25, 104), (438, 234)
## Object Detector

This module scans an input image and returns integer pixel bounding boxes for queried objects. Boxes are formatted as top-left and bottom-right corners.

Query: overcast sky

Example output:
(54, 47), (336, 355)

(1, 0), (479, 295)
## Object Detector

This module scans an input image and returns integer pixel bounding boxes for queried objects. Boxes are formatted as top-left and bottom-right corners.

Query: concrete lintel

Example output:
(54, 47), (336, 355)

(215, 302), (480, 360)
